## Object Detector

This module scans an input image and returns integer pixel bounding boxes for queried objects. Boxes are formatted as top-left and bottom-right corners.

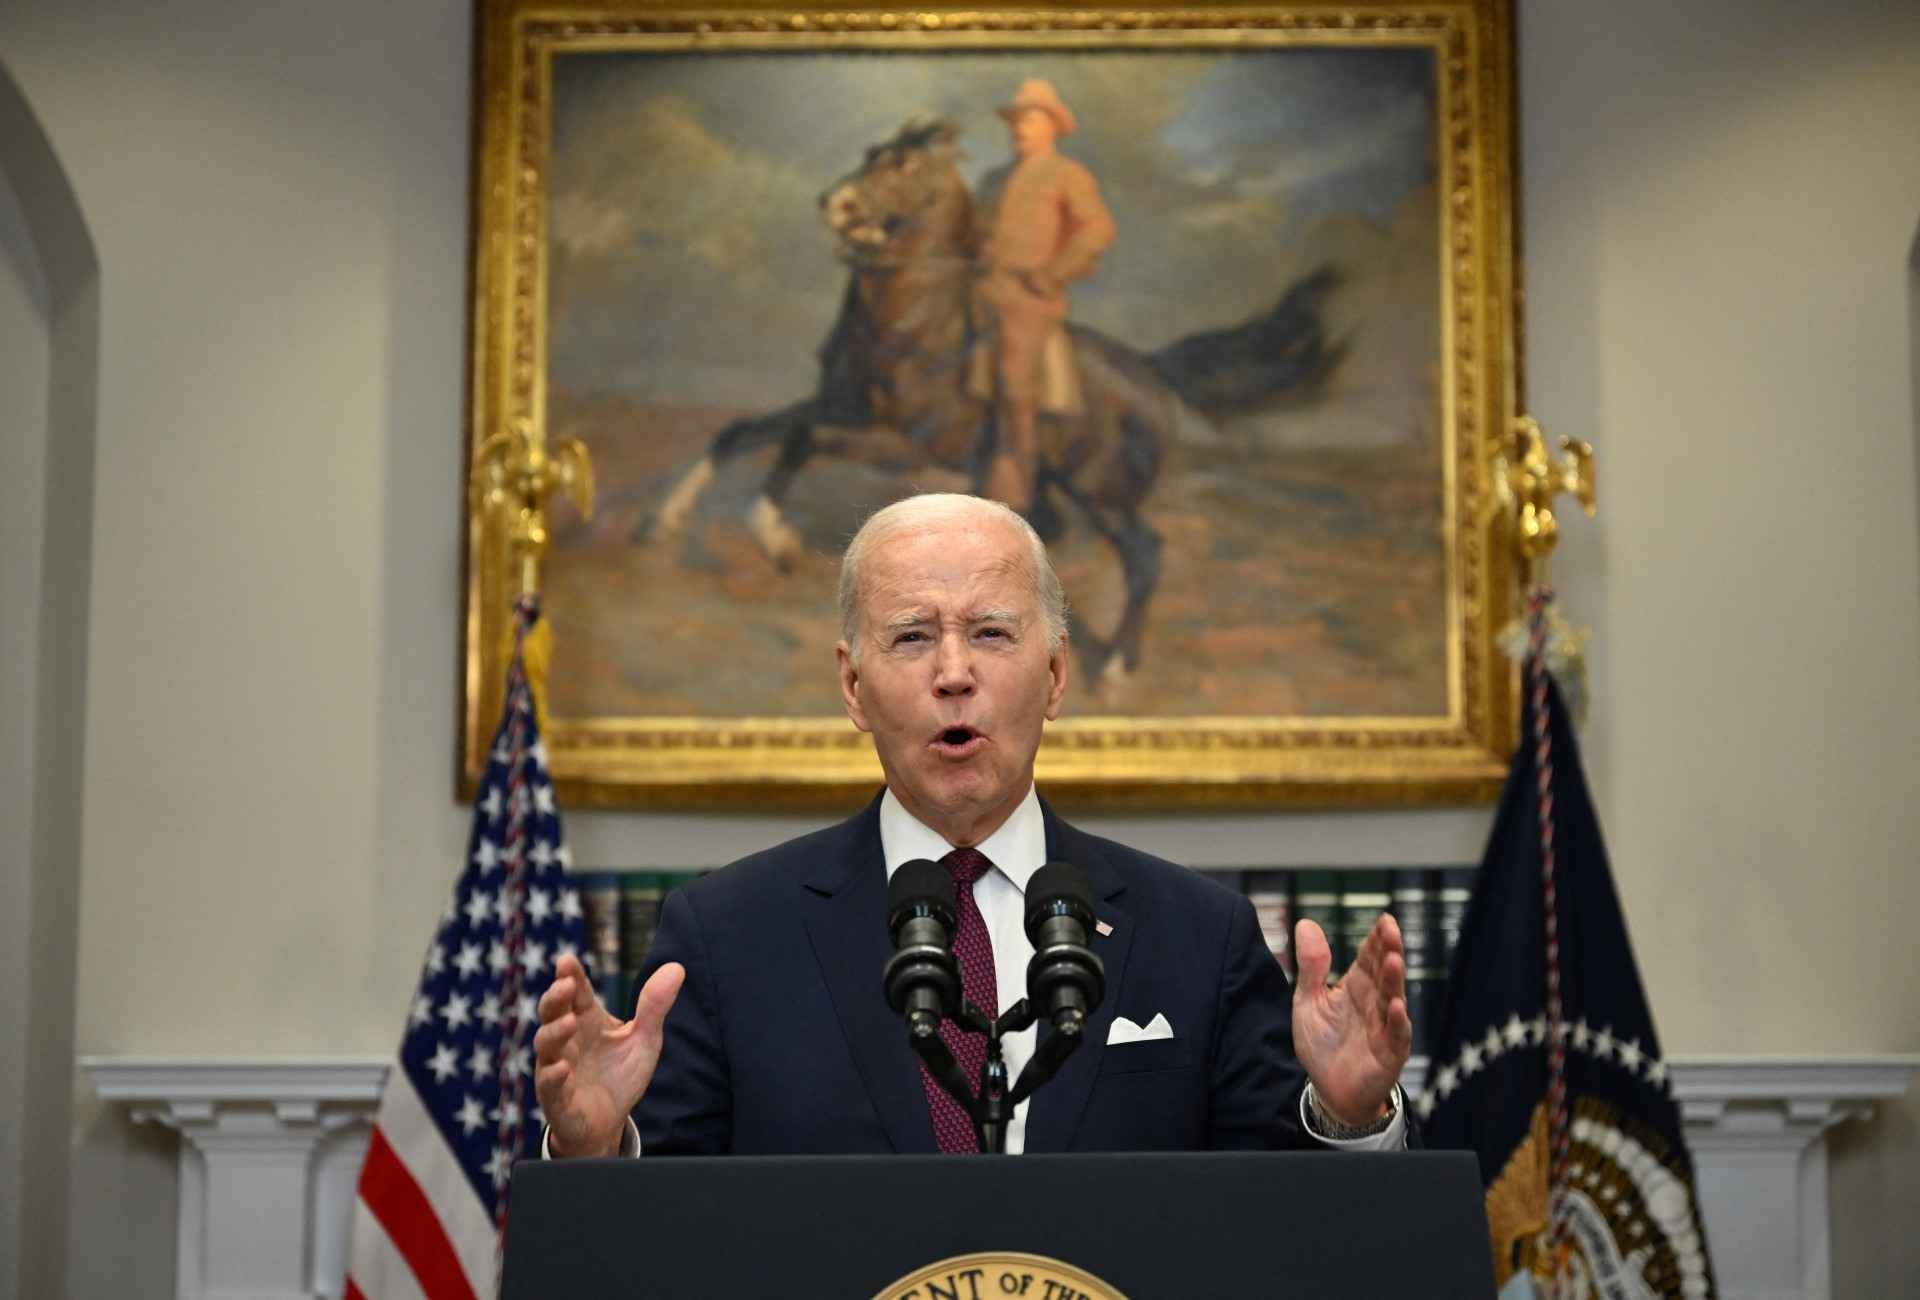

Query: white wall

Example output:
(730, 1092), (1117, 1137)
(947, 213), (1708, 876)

(1519, 7), (1920, 1285)
(1532, 7), (1920, 1289)
(0, 0), (1915, 1294)
(1524, 0), (1920, 1058)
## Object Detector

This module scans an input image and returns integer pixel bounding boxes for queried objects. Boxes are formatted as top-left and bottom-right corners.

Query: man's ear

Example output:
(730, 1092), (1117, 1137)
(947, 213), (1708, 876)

(1043, 634), (1069, 721)
(837, 641), (871, 732)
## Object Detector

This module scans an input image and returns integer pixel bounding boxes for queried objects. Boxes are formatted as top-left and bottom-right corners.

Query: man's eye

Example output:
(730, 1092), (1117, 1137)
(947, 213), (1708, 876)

(977, 626), (1008, 639)
(893, 631), (925, 645)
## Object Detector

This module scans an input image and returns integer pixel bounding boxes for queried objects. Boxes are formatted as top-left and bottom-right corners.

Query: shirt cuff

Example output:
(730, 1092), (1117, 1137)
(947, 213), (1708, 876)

(540, 1117), (641, 1159)
(1299, 1083), (1408, 1151)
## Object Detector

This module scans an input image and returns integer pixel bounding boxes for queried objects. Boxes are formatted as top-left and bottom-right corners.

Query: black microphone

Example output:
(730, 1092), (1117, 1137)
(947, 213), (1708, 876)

(883, 859), (961, 1040)
(1023, 861), (1105, 1035)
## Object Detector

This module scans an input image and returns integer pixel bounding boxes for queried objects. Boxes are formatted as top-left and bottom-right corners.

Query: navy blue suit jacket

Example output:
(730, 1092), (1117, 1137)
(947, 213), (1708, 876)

(632, 792), (1329, 1155)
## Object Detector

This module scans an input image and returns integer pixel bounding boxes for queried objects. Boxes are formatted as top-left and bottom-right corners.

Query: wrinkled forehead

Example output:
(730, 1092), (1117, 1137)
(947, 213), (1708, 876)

(858, 521), (1036, 622)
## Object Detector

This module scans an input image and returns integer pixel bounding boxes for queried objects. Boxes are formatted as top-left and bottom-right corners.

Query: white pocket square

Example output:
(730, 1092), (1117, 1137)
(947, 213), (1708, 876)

(1106, 1012), (1174, 1045)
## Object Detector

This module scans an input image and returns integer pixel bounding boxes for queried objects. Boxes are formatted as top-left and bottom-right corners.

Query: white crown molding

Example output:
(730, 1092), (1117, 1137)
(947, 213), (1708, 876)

(82, 1053), (1919, 1143)
(82, 1056), (391, 1105)
(1663, 1055), (1920, 1130)
(82, 1052), (1918, 1103)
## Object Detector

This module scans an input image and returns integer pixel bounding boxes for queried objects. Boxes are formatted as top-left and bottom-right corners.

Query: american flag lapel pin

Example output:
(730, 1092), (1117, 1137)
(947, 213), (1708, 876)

(1095, 919), (1114, 937)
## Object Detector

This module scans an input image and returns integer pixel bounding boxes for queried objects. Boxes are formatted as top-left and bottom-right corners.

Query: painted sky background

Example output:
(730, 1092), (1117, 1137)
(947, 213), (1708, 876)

(547, 46), (1434, 409)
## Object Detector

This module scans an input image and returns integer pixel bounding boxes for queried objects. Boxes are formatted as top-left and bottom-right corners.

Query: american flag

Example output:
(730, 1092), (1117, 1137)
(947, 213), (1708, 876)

(347, 604), (587, 1299)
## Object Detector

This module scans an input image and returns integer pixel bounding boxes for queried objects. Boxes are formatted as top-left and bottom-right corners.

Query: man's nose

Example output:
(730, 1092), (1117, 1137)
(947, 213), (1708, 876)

(931, 634), (974, 696)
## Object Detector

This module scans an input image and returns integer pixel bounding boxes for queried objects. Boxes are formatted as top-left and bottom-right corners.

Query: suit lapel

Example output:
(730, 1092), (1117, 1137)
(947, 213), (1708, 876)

(1022, 805), (1134, 1153)
(798, 794), (938, 1154)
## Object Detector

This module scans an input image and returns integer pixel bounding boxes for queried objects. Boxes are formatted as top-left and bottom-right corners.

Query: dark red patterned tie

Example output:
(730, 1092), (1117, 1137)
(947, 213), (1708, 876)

(921, 846), (999, 1153)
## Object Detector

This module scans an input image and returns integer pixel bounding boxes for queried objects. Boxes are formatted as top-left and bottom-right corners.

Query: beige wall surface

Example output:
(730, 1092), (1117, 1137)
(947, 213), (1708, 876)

(0, 0), (1915, 1294)
(1523, 0), (1920, 1058)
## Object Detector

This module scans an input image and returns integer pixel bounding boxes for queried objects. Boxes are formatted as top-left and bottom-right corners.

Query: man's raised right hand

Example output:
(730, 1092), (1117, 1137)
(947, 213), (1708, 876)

(533, 953), (685, 1157)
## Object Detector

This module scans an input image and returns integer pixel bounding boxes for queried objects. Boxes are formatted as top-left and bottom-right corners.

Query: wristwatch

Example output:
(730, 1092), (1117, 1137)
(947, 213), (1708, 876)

(1305, 1081), (1400, 1140)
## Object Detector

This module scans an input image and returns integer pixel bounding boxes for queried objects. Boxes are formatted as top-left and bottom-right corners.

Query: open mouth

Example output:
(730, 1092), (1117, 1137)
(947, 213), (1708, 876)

(931, 725), (986, 759)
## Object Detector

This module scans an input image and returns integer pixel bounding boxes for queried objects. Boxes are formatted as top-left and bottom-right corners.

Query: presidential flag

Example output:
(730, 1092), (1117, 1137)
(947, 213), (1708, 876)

(1420, 607), (1717, 1299)
(347, 603), (587, 1299)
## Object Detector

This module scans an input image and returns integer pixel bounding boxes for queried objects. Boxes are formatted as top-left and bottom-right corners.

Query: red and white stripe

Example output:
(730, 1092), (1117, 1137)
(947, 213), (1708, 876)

(346, 1069), (497, 1300)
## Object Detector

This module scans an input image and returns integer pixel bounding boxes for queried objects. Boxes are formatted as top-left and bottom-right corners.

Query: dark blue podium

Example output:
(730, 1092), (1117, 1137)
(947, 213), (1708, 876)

(501, 1151), (1495, 1298)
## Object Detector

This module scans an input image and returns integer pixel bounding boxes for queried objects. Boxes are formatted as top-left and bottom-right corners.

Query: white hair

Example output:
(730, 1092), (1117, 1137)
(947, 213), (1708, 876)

(838, 493), (1068, 661)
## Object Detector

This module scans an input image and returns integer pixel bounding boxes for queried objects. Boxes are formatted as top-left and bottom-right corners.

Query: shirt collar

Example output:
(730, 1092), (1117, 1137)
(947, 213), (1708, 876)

(879, 784), (1046, 895)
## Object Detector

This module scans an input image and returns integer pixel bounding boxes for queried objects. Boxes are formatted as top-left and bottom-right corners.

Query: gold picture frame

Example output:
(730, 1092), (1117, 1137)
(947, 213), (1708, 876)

(463, 0), (1520, 810)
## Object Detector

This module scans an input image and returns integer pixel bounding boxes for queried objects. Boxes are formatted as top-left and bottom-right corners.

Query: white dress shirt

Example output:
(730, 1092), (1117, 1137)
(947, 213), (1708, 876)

(548, 784), (1403, 1156)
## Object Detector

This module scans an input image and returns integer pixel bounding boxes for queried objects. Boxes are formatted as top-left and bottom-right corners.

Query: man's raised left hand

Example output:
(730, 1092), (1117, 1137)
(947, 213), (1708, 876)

(1291, 913), (1414, 1127)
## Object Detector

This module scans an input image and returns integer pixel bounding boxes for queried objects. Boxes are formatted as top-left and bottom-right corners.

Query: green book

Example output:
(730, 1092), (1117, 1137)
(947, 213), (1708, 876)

(619, 872), (666, 981)
(1389, 867), (1440, 1057)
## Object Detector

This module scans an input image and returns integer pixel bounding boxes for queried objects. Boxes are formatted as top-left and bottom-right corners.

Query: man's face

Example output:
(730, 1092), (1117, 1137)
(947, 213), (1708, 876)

(838, 513), (1068, 845)
(1009, 107), (1059, 159)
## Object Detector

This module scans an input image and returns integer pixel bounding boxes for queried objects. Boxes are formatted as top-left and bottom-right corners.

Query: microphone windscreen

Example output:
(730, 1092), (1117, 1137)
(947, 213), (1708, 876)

(887, 858), (956, 930)
(1025, 861), (1094, 938)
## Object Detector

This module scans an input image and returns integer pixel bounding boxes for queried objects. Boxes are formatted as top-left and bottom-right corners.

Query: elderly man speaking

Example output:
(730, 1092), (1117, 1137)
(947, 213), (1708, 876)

(535, 493), (1413, 1157)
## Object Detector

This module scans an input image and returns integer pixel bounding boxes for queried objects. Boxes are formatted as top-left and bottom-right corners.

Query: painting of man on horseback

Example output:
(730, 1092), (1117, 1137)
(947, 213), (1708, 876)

(541, 46), (1447, 724)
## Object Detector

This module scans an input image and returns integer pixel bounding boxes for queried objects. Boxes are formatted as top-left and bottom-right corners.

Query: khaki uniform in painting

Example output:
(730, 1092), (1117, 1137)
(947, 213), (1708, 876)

(971, 81), (1117, 513)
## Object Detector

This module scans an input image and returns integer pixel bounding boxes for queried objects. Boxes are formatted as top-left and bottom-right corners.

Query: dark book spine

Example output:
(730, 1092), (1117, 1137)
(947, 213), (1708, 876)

(619, 873), (666, 1015)
(1432, 866), (1476, 1035)
(1337, 870), (1390, 981)
(1389, 868), (1439, 1058)
(1244, 870), (1296, 982)
(1291, 871), (1342, 983)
